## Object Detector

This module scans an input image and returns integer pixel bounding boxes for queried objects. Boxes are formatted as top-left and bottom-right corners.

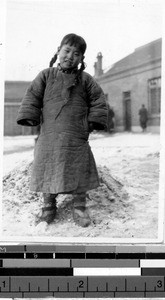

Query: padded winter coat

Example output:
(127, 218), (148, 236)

(17, 67), (108, 194)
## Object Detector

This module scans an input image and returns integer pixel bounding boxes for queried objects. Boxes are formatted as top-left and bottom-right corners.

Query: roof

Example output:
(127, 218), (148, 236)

(5, 81), (31, 101)
(102, 38), (162, 78)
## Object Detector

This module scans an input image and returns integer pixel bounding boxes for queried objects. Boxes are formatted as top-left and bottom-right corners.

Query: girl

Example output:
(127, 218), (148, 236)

(17, 33), (107, 227)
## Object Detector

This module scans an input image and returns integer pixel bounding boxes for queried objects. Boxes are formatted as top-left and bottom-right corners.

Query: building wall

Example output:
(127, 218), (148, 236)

(4, 101), (40, 136)
(4, 81), (36, 136)
(97, 60), (161, 132)
(4, 103), (22, 135)
(4, 49), (161, 135)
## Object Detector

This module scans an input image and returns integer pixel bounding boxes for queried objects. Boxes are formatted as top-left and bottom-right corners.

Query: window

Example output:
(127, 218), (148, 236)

(123, 91), (131, 100)
(148, 77), (161, 114)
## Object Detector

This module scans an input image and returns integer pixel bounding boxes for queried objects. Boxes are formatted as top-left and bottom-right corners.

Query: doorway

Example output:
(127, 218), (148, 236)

(123, 91), (132, 131)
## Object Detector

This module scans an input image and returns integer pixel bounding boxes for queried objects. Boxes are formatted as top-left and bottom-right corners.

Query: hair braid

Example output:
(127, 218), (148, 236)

(49, 52), (58, 67)
(79, 61), (86, 72)
(75, 61), (86, 84)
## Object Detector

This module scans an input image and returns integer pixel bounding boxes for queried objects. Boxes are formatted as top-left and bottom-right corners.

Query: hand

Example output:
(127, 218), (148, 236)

(88, 122), (94, 133)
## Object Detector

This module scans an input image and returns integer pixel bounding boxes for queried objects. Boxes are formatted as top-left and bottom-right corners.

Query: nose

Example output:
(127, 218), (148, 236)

(67, 52), (73, 61)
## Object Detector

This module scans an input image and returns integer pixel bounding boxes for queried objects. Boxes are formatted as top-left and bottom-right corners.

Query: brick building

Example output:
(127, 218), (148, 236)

(94, 38), (162, 133)
(4, 38), (161, 135)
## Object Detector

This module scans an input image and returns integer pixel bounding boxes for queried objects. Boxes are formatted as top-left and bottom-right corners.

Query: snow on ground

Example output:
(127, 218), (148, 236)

(2, 132), (161, 240)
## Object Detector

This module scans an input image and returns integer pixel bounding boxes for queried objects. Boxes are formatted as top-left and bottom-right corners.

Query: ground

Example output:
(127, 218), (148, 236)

(2, 131), (160, 240)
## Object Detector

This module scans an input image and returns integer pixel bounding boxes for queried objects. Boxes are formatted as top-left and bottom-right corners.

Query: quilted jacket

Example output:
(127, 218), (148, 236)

(17, 67), (108, 194)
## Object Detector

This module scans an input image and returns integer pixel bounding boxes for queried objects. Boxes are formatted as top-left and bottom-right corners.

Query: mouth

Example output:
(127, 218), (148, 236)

(65, 60), (73, 66)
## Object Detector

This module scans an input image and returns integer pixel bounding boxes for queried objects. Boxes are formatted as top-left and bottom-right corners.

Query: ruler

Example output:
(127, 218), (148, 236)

(0, 275), (165, 298)
(0, 244), (165, 298)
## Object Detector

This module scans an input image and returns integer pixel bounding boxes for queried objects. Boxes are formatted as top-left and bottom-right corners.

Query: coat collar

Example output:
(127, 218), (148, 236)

(57, 63), (78, 74)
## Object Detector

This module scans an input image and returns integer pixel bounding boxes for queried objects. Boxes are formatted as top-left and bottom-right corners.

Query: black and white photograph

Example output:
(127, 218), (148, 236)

(1, 0), (164, 242)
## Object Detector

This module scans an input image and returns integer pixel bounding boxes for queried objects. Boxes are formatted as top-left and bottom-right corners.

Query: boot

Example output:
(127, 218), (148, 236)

(72, 193), (91, 227)
(35, 193), (57, 225)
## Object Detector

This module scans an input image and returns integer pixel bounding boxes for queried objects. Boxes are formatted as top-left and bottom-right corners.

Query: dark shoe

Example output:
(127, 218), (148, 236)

(73, 206), (91, 227)
(35, 205), (57, 225)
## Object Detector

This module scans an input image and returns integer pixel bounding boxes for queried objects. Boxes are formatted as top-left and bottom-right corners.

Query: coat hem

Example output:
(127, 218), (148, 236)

(29, 182), (100, 195)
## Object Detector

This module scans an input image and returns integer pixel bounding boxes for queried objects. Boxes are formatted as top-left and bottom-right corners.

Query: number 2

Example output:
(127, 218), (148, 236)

(79, 280), (84, 288)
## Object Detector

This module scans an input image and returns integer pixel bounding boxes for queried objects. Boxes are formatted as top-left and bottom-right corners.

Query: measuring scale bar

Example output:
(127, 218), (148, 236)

(0, 275), (165, 298)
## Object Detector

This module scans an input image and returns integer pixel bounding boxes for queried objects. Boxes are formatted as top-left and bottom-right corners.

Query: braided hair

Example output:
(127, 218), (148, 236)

(49, 33), (87, 82)
(49, 51), (59, 68)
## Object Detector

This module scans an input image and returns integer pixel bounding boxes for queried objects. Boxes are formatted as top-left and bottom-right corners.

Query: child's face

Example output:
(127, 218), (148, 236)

(58, 43), (83, 70)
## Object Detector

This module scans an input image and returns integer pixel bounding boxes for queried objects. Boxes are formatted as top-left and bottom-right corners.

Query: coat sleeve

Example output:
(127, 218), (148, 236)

(84, 73), (108, 130)
(16, 69), (48, 126)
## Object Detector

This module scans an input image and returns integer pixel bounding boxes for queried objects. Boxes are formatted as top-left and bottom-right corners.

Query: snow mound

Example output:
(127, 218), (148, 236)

(2, 160), (133, 238)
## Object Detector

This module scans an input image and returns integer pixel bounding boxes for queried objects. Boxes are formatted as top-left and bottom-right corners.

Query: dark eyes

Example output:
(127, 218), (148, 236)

(64, 49), (79, 56)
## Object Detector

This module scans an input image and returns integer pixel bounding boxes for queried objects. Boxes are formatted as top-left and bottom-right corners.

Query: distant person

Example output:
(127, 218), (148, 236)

(139, 104), (148, 132)
(16, 33), (107, 227)
(107, 105), (115, 133)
